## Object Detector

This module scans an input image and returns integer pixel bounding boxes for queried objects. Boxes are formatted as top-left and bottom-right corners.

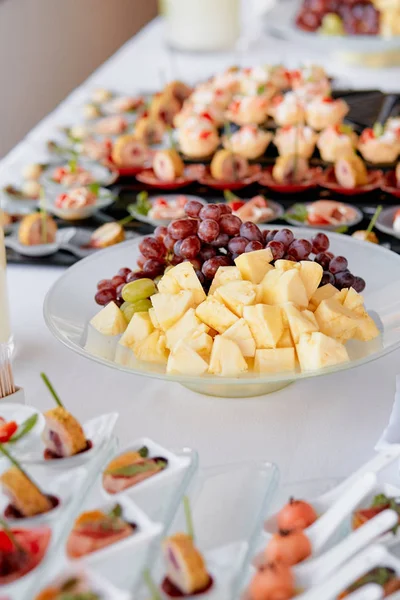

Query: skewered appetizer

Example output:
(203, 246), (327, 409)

(81, 136), (113, 161)
(153, 149), (185, 182)
(150, 91), (181, 126)
(55, 186), (97, 211)
(359, 125), (400, 164)
(339, 567), (400, 597)
(210, 149), (249, 181)
(269, 93), (305, 126)
(353, 493), (400, 529)
(305, 96), (349, 131)
(0, 465), (54, 518)
(306, 200), (359, 226)
(174, 102), (225, 129)
(274, 125), (318, 159)
(190, 83), (233, 109)
(90, 222), (125, 249)
(111, 135), (148, 168)
(92, 115), (128, 136)
(18, 214), (57, 246)
(222, 125), (272, 159)
(134, 114), (165, 145)
(162, 533), (212, 596)
(104, 95), (144, 114)
(249, 561), (295, 600)
(35, 575), (103, 600)
(0, 525), (51, 585)
(228, 195), (276, 224)
(178, 115), (220, 158)
(334, 154), (368, 189)
(51, 162), (94, 187)
(22, 163), (45, 181)
(352, 230), (379, 243)
(317, 124), (358, 162)
(272, 155), (310, 184)
(66, 504), (135, 558)
(164, 80), (193, 106)
(225, 95), (269, 126)
(277, 498), (318, 531)
(102, 446), (168, 494)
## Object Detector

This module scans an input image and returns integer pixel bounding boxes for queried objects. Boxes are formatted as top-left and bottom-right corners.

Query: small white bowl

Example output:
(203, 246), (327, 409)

(376, 205), (400, 240)
(68, 496), (162, 589)
(42, 187), (116, 221)
(22, 412), (119, 468)
(129, 194), (206, 227)
(42, 158), (117, 190)
(285, 201), (363, 231)
(4, 227), (76, 257)
(0, 403), (45, 456)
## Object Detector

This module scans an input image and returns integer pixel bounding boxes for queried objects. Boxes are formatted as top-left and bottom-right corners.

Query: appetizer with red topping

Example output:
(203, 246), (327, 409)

(66, 503), (135, 559)
(334, 155), (368, 189)
(274, 125), (318, 159)
(290, 65), (331, 101)
(162, 532), (212, 597)
(210, 149), (249, 181)
(134, 114), (165, 145)
(35, 574), (103, 600)
(352, 493), (400, 530)
(225, 95), (269, 126)
(147, 195), (196, 221)
(164, 80), (193, 106)
(51, 161), (94, 187)
(104, 95), (144, 115)
(305, 200), (360, 226)
(269, 93), (305, 127)
(339, 567), (400, 598)
(150, 91), (181, 127)
(92, 115), (128, 136)
(18, 214), (57, 246)
(226, 194), (277, 224)
(0, 419), (17, 444)
(272, 155), (310, 184)
(359, 124), (400, 164)
(81, 137), (113, 161)
(111, 135), (149, 169)
(190, 83), (233, 110)
(317, 124), (358, 162)
(153, 149), (185, 183)
(177, 115), (220, 158)
(222, 125), (272, 159)
(305, 96), (349, 131)
(277, 497), (318, 531)
(249, 561), (295, 600)
(102, 446), (168, 494)
(0, 524), (51, 585)
(55, 187), (97, 211)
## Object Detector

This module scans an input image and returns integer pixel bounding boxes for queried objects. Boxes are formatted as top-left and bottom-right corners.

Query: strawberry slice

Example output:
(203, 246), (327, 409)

(0, 421), (18, 443)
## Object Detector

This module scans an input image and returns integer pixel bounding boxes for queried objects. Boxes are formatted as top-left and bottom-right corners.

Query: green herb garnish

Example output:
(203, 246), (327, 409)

(40, 372), (64, 408)
(143, 568), (162, 600)
(108, 503), (122, 519)
(335, 225), (349, 234)
(223, 190), (240, 204)
(138, 445), (149, 458)
(338, 123), (354, 136)
(106, 459), (166, 477)
(133, 191), (151, 216)
(183, 495), (195, 540)
(0, 517), (26, 555)
(68, 157), (78, 173)
(8, 414), (38, 443)
(284, 203), (308, 223)
(87, 182), (100, 196)
(371, 493), (391, 508)
(257, 84), (266, 96)
(373, 122), (384, 138)
(366, 204), (382, 235)
(346, 567), (395, 592)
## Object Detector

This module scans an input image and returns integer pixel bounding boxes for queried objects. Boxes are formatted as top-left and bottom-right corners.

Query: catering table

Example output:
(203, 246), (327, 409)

(2, 18), (400, 485)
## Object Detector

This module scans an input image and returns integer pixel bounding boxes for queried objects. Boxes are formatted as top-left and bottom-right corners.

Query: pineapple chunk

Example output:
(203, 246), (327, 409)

(165, 308), (208, 350)
(234, 249), (273, 284)
(167, 340), (208, 375)
(261, 270), (308, 308)
(275, 260), (300, 272)
(90, 302), (127, 336)
(119, 312), (153, 348)
(353, 310), (380, 342)
(157, 271), (181, 295)
(303, 309), (318, 328)
(195, 296), (238, 334)
(166, 262), (206, 305)
(184, 330), (213, 360)
(296, 332), (349, 372)
(314, 298), (357, 343)
(209, 266), (242, 295)
(283, 303), (319, 344)
(254, 348), (296, 374)
(208, 336), (248, 377)
(309, 284), (338, 310)
(299, 261), (323, 299)
(215, 280), (256, 317)
(277, 328), (294, 348)
(243, 304), (283, 349)
(343, 287), (365, 316)
(133, 330), (168, 364)
(222, 318), (256, 357)
(334, 289), (349, 305)
(148, 307), (161, 329)
(151, 290), (196, 331)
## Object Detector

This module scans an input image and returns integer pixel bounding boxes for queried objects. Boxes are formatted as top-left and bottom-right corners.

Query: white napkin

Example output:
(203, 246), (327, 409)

(376, 375), (400, 450)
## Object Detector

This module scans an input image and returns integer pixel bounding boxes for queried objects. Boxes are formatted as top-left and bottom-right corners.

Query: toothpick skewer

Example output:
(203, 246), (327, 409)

(0, 343), (15, 399)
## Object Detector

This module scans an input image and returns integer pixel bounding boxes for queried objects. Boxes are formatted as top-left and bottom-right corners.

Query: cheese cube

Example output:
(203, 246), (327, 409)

(222, 318), (256, 357)
(283, 303), (319, 344)
(314, 298), (357, 343)
(209, 266), (242, 295)
(133, 330), (168, 364)
(243, 304), (283, 349)
(90, 302), (127, 336)
(151, 290), (196, 331)
(275, 259), (300, 272)
(119, 312), (153, 348)
(299, 261), (323, 299)
(167, 340), (208, 376)
(165, 308), (208, 350)
(195, 296), (238, 334)
(254, 348), (296, 373)
(208, 336), (248, 377)
(234, 249), (274, 284)
(215, 280), (256, 317)
(165, 262), (206, 305)
(296, 332), (349, 372)
(184, 330), (213, 360)
(309, 284), (338, 310)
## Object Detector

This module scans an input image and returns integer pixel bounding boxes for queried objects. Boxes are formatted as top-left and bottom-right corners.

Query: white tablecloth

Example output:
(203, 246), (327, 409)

(2, 18), (400, 484)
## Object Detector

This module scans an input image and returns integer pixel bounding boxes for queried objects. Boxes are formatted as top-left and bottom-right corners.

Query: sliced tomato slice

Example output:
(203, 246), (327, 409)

(307, 214), (330, 225)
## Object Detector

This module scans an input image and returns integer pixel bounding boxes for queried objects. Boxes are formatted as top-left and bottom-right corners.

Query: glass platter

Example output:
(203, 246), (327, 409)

(44, 226), (400, 398)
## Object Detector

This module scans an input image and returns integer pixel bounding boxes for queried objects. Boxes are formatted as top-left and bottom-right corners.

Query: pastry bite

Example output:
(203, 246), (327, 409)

(334, 154), (368, 188)
(272, 155), (310, 184)
(153, 149), (185, 182)
(359, 125), (400, 164)
(92, 115), (128, 136)
(249, 562), (295, 600)
(317, 124), (358, 162)
(265, 529), (312, 566)
(55, 187), (97, 211)
(18, 214), (57, 246)
(35, 574), (104, 600)
(225, 95), (269, 126)
(274, 125), (318, 159)
(66, 504), (135, 558)
(81, 136), (113, 161)
(352, 493), (400, 529)
(164, 80), (193, 106)
(174, 102), (224, 129)
(90, 222), (125, 249)
(264, 64), (292, 90)
(42, 406), (88, 460)
(269, 92), (305, 126)
(0, 467), (54, 519)
(210, 149), (249, 181)
(134, 115), (166, 145)
(222, 125), (272, 159)
(277, 498), (317, 531)
(111, 135), (148, 168)
(239, 68), (278, 97)
(177, 115), (220, 158)
(104, 95), (144, 114)
(51, 163), (94, 187)
(0, 525), (51, 585)
(305, 96), (349, 131)
(162, 532), (212, 596)
(190, 82), (233, 109)
(102, 445), (168, 494)
(291, 65), (331, 101)
(150, 90), (181, 126)
(211, 67), (241, 93)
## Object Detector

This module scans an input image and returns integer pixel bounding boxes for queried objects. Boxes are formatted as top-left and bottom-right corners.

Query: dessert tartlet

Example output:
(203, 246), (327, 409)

(223, 125), (272, 159)
(225, 95), (269, 126)
(358, 125), (400, 164)
(269, 92), (305, 126)
(317, 125), (358, 162)
(305, 96), (349, 131)
(177, 115), (220, 158)
(274, 125), (318, 159)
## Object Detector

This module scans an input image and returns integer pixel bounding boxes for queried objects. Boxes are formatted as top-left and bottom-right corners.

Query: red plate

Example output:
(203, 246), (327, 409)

(258, 166), (322, 193)
(381, 171), (400, 198)
(198, 164), (261, 191)
(319, 167), (383, 196)
(136, 164), (204, 189)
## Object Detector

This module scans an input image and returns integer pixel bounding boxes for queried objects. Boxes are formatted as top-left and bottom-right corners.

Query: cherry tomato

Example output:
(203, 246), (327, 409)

(0, 421), (18, 443)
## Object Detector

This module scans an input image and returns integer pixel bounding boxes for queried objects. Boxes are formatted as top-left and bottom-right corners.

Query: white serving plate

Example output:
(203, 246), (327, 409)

(376, 206), (400, 239)
(44, 227), (400, 398)
(5, 227), (76, 257)
(42, 186), (116, 221)
(0, 403), (45, 456)
(285, 202), (363, 231)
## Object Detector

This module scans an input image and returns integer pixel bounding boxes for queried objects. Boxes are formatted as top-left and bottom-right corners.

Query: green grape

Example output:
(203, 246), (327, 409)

(319, 13), (345, 36)
(121, 299), (152, 321)
(121, 279), (156, 304)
